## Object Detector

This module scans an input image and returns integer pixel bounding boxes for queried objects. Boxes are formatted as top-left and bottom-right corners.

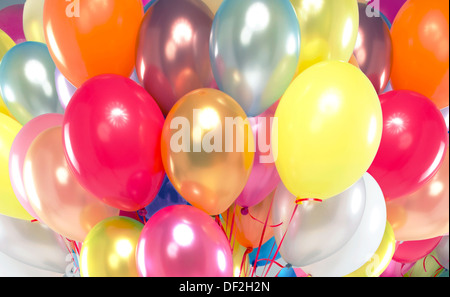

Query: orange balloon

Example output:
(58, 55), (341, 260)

(348, 54), (360, 69)
(221, 191), (275, 249)
(390, 0), (449, 109)
(43, 0), (144, 88)
(387, 150), (449, 241)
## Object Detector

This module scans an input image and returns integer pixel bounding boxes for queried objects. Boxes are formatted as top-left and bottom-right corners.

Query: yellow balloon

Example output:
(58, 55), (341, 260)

(403, 251), (444, 277)
(345, 222), (396, 277)
(80, 216), (143, 277)
(0, 113), (33, 220)
(23, 0), (47, 43)
(232, 243), (251, 277)
(0, 29), (15, 118)
(290, 0), (359, 75)
(274, 61), (382, 200)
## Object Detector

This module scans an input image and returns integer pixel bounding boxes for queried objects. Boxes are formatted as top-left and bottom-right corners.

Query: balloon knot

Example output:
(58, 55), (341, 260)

(241, 207), (249, 216)
(137, 208), (148, 217)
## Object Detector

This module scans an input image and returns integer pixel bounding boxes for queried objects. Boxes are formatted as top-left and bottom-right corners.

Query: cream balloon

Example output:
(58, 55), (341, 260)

(23, 0), (46, 43)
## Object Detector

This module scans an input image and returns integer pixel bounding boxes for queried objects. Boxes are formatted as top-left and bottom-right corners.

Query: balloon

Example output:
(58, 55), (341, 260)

(272, 177), (366, 267)
(232, 242), (250, 277)
(222, 191), (275, 249)
(348, 54), (360, 68)
(0, 4), (26, 43)
(378, 0), (407, 23)
(386, 150), (449, 241)
(0, 213), (68, 273)
(43, 0), (144, 88)
(135, 0), (215, 116)
(390, 0), (449, 109)
(24, 126), (120, 242)
(403, 251), (447, 277)
(210, 0), (300, 116)
(0, 113), (33, 221)
(62, 74), (165, 212)
(0, 29), (15, 118)
(202, 0), (222, 14)
(23, 0), (45, 43)
(354, 2), (393, 94)
(80, 217), (143, 277)
(368, 90), (448, 200)
(236, 102), (280, 208)
(248, 237), (281, 267)
(301, 173), (387, 277)
(0, 41), (64, 125)
(290, 0), (359, 75)
(393, 237), (443, 264)
(345, 222), (396, 277)
(54, 67), (77, 110)
(136, 205), (233, 277)
(9, 113), (63, 220)
(435, 236), (449, 270)
(275, 61), (382, 200)
(143, 175), (189, 220)
(442, 107), (449, 131)
(0, 251), (62, 277)
(380, 259), (414, 277)
(161, 88), (254, 215)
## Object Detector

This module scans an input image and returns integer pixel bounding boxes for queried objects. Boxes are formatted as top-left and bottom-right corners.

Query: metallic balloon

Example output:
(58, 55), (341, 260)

(0, 4), (26, 44)
(201, 0), (222, 14)
(23, 0), (46, 43)
(301, 173), (387, 277)
(136, 0), (216, 115)
(442, 106), (449, 131)
(0, 29), (15, 118)
(0, 213), (69, 273)
(23, 127), (120, 242)
(273, 177), (366, 267)
(290, 0), (359, 75)
(354, 2), (393, 94)
(161, 88), (255, 215)
(0, 41), (64, 125)
(210, 0), (300, 116)
(54, 67), (76, 110)
(435, 236), (449, 270)
(80, 216), (144, 277)
(0, 251), (62, 277)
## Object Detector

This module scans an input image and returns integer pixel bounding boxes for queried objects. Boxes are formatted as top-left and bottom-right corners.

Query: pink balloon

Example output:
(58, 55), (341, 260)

(62, 74), (165, 212)
(0, 4), (26, 43)
(8, 113), (64, 220)
(136, 205), (233, 277)
(368, 90), (448, 200)
(379, 0), (407, 23)
(235, 101), (280, 208)
(380, 259), (414, 277)
(393, 237), (443, 264)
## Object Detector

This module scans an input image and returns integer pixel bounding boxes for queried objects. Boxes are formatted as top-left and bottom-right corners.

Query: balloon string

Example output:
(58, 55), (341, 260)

(263, 204), (299, 278)
(30, 219), (38, 223)
(260, 237), (278, 277)
(228, 204), (237, 246)
(295, 198), (323, 204)
(247, 210), (283, 228)
(239, 247), (253, 277)
(251, 197), (274, 277)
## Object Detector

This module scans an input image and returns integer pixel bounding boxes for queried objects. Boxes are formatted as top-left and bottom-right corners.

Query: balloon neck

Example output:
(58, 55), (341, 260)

(295, 197), (323, 205)
(285, 263), (292, 269)
(241, 207), (249, 216)
(137, 208), (148, 217)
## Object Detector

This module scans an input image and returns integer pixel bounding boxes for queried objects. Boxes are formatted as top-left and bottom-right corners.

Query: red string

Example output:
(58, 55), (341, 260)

(247, 210), (283, 228)
(239, 248), (253, 277)
(295, 198), (323, 204)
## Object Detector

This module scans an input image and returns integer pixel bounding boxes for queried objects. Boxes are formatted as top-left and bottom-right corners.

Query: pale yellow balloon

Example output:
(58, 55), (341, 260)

(232, 243), (251, 277)
(0, 113), (33, 220)
(23, 0), (46, 43)
(345, 222), (396, 277)
(0, 29), (15, 118)
(403, 251), (445, 277)
(201, 0), (223, 14)
(290, 0), (359, 75)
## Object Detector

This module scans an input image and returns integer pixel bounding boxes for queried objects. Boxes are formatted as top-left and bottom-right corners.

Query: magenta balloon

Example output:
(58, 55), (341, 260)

(136, 205), (233, 277)
(0, 4), (26, 43)
(8, 113), (64, 219)
(379, 0), (407, 23)
(235, 102), (280, 208)
(393, 237), (443, 264)
(380, 259), (414, 277)
(135, 0), (216, 115)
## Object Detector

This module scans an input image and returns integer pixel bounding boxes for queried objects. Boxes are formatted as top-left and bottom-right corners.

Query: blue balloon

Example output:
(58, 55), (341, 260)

(439, 269), (449, 277)
(249, 237), (281, 267)
(143, 175), (189, 220)
(277, 265), (296, 277)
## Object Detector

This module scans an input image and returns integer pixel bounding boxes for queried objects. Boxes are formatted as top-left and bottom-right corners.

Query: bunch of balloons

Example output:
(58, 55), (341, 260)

(0, 0), (448, 278)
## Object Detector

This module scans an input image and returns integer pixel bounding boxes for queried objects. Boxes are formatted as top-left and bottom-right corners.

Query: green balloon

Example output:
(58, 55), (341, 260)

(0, 41), (63, 124)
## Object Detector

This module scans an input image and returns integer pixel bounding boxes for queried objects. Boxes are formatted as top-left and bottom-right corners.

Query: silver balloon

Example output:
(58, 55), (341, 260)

(441, 106), (449, 131)
(301, 173), (387, 277)
(0, 41), (64, 124)
(210, 0), (300, 116)
(273, 177), (366, 267)
(0, 213), (70, 273)
(435, 235), (449, 270)
(0, 251), (63, 277)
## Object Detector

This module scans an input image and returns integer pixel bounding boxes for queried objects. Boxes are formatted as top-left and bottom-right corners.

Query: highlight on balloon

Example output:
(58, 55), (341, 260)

(0, 0), (448, 281)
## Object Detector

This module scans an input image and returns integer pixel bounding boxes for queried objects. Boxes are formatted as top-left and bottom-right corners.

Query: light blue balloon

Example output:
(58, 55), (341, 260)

(210, 0), (300, 116)
(0, 41), (64, 124)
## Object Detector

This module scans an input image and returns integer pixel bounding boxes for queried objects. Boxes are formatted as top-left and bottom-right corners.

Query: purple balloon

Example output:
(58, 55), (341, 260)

(8, 114), (64, 220)
(379, 0), (407, 23)
(235, 102), (280, 208)
(135, 0), (216, 115)
(354, 2), (393, 94)
(0, 4), (26, 43)
(55, 68), (77, 109)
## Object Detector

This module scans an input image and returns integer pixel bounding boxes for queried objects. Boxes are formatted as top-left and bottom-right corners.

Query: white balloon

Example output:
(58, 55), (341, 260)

(435, 235), (449, 270)
(0, 251), (63, 277)
(300, 173), (387, 277)
(441, 106), (449, 131)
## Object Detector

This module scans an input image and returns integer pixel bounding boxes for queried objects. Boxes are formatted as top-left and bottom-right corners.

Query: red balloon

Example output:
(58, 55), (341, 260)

(62, 74), (165, 211)
(393, 237), (443, 264)
(368, 90), (448, 200)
